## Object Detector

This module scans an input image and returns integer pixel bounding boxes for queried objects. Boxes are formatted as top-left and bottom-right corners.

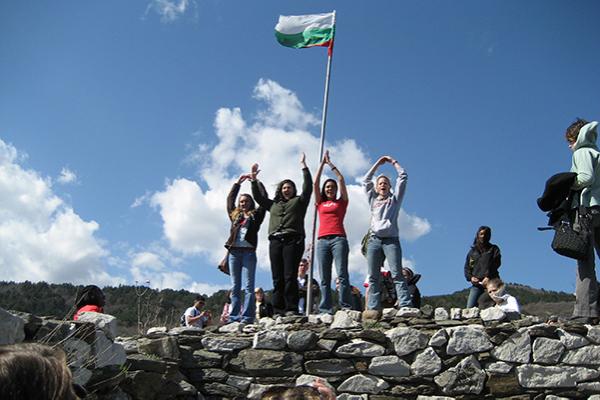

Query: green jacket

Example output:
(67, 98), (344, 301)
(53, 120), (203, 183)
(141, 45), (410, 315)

(571, 121), (600, 207)
(251, 168), (313, 238)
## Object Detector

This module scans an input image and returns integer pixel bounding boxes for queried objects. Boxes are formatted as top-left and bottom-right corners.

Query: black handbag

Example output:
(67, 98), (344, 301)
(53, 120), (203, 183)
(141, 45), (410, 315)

(551, 209), (592, 260)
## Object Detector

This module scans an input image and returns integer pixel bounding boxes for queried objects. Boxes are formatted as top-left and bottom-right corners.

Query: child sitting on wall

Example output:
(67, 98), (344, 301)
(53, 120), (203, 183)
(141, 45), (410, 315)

(485, 278), (520, 314)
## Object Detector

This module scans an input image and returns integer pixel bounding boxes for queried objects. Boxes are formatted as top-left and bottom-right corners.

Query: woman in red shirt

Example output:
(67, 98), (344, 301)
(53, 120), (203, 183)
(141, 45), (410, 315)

(314, 151), (351, 314)
(73, 285), (105, 320)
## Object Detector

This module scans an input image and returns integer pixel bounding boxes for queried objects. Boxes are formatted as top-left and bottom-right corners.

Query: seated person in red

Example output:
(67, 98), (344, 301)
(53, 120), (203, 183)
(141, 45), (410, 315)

(73, 285), (105, 320)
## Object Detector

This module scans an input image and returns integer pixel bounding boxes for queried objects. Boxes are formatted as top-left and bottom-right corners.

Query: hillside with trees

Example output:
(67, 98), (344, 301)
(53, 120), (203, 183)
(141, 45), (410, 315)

(0, 281), (574, 336)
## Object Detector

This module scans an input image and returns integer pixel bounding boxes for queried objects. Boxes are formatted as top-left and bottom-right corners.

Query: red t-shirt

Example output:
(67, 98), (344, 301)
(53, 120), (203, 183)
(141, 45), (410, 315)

(73, 305), (104, 321)
(317, 198), (348, 238)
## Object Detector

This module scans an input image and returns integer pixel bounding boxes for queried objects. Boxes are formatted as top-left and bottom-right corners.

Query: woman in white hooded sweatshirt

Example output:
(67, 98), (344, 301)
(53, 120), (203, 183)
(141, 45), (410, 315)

(566, 119), (600, 324)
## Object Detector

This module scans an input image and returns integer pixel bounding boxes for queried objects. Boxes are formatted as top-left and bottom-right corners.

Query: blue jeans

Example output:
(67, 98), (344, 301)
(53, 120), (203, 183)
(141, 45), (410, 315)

(366, 235), (411, 310)
(317, 236), (351, 314)
(467, 284), (484, 308)
(228, 249), (256, 323)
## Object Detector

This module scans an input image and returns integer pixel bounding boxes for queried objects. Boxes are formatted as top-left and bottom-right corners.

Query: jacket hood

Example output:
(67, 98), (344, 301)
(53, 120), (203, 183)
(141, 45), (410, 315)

(573, 121), (599, 151)
(407, 273), (421, 285)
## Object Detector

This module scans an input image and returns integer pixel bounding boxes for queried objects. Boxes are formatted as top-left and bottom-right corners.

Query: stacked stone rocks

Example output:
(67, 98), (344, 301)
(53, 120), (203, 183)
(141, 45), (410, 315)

(5, 305), (600, 399)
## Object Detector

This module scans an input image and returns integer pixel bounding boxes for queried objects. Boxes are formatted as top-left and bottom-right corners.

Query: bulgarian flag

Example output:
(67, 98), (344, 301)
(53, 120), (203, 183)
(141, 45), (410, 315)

(274, 12), (335, 54)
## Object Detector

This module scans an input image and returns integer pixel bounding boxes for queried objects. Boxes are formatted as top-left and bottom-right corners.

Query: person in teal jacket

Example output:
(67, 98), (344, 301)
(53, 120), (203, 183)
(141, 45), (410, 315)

(566, 119), (600, 324)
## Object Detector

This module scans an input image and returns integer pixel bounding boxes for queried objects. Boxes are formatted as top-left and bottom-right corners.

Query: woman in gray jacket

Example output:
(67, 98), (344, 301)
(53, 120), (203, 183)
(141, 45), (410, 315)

(566, 118), (600, 324)
(363, 155), (412, 312)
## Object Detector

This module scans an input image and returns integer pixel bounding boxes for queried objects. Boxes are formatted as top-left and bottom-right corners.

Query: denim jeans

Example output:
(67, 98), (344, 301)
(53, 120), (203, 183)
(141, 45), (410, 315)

(466, 284), (484, 308)
(228, 248), (257, 323)
(366, 235), (411, 310)
(317, 236), (351, 314)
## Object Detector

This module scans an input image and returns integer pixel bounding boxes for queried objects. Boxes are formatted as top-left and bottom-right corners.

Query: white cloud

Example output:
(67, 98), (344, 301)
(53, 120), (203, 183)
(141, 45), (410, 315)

(189, 281), (230, 296)
(131, 191), (151, 208)
(57, 167), (77, 184)
(0, 139), (122, 286)
(149, 79), (432, 283)
(145, 0), (193, 23)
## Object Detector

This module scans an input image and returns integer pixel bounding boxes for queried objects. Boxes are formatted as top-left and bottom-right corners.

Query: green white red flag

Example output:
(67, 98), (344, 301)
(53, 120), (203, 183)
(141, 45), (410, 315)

(274, 12), (335, 54)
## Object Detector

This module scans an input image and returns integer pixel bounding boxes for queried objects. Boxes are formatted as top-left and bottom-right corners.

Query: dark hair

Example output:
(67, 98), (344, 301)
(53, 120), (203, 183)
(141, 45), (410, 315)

(320, 179), (338, 201)
(195, 294), (206, 303)
(473, 226), (492, 245)
(274, 179), (297, 202)
(0, 343), (79, 400)
(262, 385), (321, 400)
(565, 118), (589, 143)
(75, 285), (105, 309)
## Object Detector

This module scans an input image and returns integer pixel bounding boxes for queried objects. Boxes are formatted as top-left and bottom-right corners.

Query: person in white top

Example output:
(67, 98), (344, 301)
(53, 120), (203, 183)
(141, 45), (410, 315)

(485, 278), (520, 313)
(185, 295), (212, 328)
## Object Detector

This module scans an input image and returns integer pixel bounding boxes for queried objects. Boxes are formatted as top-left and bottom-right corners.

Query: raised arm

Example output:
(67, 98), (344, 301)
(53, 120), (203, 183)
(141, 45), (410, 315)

(249, 163), (273, 209)
(227, 176), (246, 218)
(326, 152), (348, 202)
(299, 153), (313, 204)
(363, 156), (387, 197)
(313, 152), (327, 204)
(390, 158), (408, 204)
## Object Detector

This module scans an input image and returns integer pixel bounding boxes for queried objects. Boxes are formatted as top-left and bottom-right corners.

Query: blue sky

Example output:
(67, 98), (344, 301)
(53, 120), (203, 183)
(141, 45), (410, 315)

(1, 1), (599, 298)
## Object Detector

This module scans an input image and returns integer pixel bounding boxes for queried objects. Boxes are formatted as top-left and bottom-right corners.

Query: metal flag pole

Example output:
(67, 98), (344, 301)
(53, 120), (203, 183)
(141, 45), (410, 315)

(306, 10), (336, 316)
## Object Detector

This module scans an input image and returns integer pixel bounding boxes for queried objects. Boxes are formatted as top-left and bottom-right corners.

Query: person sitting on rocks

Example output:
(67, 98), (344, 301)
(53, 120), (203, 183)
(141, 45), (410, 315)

(255, 287), (274, 319)
(402, 266), (421, 308)
(336, 277), (363, 312)
(298, 258), (320, 314)
(0, 343), (82, 400)
(485, 278), (520, 314)
(73, 284), (105, 321)
(184, 295), (212, 328)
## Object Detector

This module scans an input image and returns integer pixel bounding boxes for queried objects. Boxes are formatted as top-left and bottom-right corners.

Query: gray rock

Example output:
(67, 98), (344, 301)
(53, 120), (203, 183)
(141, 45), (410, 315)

(253, 330), (287, 350)
(587, 326), (600, 344)
(0, 307), (25, 345)
(545, 396), (570, 400)
(450, 308), (462, 320)
(368, 355), (410, 376)
(145, 326), (167, 337)
(33, 319), (72, 345)
(446, 325), (493, 355)
(337, 394), (368, 400)
(462, 307), (480, 319)
(77, 312), (119, 340)
(434, 307), (449, 321)
(124, 353), (168, 373)
(218, 322), (242, 333)
(229, 349), (303, 376)
(137, 336), (180, 360)
(579, 382), (600, 392)
(184, 349), (222, 368)
(561, 344), (600, 365)
(184, 368), (228, 384)
(490, 331), (531, 363)
(226, 375), (253, 391)
(416, 397), (455, 400)
(9, 311), (42, 340)
(411, 347), (442, 376)
(397, 307), (421, 318)
(317, 338), (337, 352)
(295, 374), (335, 393)
(433, 355), (485, 395)
(557, 328), (590, 349)
(167, 326), (204, 336)
(304, 359), (355, 376)
(331, 310), (361, 329)
(485, 361), (513, 374)
(385, 326), (429, 356)
(63, 337), (91, 368)
(335, 339), (386, 358)
(532, 337), (565, 364)
(516, 364), (599, 388)
(201, 382), (244, 397)
(382, 307), (397, 319)
(201, 335), (252, 353)
(94, 330), (126, 368)
(428, 329), (448, 347)
(115, 337), (139, 354)
(480, 307), (506, 321)
(337, 374), (389, 394)
(287, 330), (318, 351)
(71, 366), (93, 387)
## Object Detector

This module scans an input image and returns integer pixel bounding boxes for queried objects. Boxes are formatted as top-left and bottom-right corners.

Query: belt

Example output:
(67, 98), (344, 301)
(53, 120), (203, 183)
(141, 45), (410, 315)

(319, 234), (346, 240)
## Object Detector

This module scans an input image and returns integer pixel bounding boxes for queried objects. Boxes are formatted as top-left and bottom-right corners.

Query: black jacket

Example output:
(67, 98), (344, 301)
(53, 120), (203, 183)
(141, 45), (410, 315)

(464, 244), (501, 281)
(257, 300), (274, 318)
(537, 172), (577, 212)
(225, 182), (267, 249)
(406, 273), (422, 308)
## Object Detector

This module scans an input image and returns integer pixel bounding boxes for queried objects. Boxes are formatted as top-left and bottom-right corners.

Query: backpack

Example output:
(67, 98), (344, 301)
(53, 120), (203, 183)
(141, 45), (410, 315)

(380, 271), (397, 308)
(180, 313), (186, 327)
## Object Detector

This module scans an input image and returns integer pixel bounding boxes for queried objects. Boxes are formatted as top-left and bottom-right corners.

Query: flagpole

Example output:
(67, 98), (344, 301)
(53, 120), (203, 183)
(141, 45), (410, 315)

(306, 10), (336, 317)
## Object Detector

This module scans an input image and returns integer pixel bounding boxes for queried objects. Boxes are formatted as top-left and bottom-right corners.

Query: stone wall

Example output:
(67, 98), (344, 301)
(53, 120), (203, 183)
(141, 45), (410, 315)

(4, 305), (600, 399)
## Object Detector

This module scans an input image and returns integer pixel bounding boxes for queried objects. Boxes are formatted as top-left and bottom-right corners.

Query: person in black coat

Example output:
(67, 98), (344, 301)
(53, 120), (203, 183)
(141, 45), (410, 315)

(464, 226), (501, 308)
(402, 266), (421, 308)
(254, 287), (274, 319)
